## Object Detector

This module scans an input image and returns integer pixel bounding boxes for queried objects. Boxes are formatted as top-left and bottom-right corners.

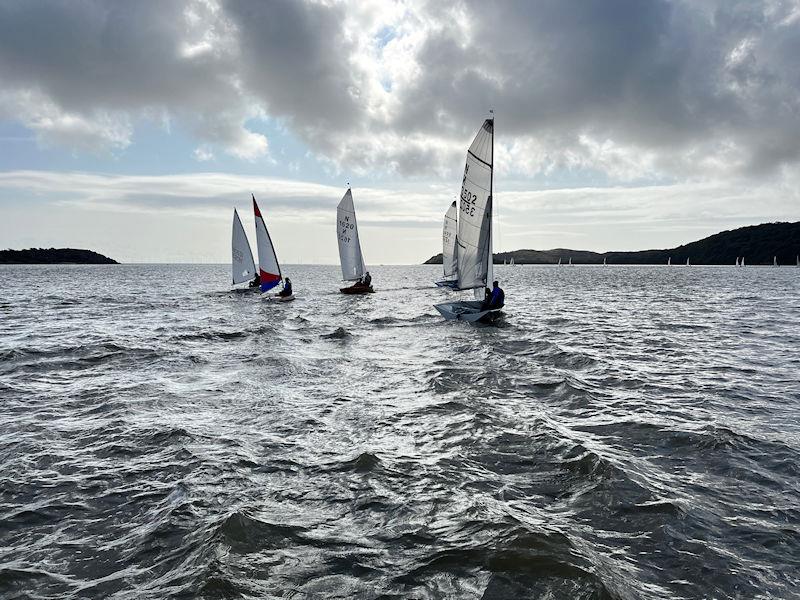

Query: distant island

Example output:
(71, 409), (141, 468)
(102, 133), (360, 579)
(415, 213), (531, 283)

(0, 248), (118, 264)
(425, 221), (800, 265)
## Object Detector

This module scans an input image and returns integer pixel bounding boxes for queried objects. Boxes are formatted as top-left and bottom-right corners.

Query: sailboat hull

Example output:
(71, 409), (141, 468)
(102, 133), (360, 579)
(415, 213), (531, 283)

(263, 293), (295, 302)
(340, 285), (374, 295)
(434, 300), (502, 323)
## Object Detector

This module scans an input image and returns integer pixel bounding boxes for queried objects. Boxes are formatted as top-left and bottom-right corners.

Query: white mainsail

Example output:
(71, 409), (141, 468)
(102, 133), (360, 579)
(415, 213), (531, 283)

(337, 188), (366, 281)
(231, 209), (256, 284)
(456, 119), (494, 294)
(442, 200), (458, 280)
(252, 195), (282, 292)
(510, 257), (515, 266)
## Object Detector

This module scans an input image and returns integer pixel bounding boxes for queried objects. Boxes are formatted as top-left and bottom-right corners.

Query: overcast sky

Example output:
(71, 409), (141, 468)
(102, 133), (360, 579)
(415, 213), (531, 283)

(1, 0), (798, 263)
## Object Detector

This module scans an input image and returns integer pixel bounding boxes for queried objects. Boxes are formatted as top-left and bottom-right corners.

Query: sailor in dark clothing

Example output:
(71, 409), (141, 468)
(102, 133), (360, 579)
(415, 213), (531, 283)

(277, 277), (293, 297)
(482, 281), (504, 310)
(249, 273), (261, 288)
(363, 271), (372, 287)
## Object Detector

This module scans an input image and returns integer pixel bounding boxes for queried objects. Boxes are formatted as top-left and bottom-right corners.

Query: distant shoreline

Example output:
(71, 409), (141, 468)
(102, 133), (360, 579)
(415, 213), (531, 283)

(425, 221), (800, 266)
(0, 248), (118, 264)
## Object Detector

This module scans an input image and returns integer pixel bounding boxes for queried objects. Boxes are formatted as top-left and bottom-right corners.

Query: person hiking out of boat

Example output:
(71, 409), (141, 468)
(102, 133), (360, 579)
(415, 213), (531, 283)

(363, 271), (372, 287)
(277, 277), (292, 297)
(482, 281), (504, 310)
(249, 273), (261, 288)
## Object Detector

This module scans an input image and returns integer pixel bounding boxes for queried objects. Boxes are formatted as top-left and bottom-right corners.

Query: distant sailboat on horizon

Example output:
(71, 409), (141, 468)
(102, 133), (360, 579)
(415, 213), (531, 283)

(568, 257), (573, 266)
(686, 257), (690, 266)
(558, 257), (562, 266)
(510, 256), (515, 266)
(668, 257), (671, 266)
(603, 257), (607, 266)
(774, 256), (779, 267)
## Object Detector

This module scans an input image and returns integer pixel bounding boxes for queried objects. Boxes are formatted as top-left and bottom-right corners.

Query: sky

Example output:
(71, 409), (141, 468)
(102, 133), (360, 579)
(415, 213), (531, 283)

(0, 0), (798, 264)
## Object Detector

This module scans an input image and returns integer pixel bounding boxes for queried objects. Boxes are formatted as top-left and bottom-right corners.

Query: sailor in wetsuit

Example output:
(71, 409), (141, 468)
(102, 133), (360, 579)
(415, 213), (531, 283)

(482, 280), (505, 310)
(363, 271), (372, 288)
(277, 277), (293, 297)
(249, 273), (261, 288)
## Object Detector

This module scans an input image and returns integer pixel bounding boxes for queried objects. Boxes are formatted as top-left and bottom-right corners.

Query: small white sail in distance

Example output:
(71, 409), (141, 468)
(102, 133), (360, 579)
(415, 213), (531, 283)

(337, 188), (366, 281)
(442, 200), (458, 280)
(252, 195), (282, 292)
(231, 209), (256, 284)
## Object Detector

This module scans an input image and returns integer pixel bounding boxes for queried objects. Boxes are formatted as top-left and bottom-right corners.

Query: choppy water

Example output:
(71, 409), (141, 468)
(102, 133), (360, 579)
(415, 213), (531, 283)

(1, 264), (799, 599)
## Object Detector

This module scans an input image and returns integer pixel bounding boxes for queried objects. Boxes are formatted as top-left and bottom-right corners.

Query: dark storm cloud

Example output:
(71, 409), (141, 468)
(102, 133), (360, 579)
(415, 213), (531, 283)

(0, 0), (798, 176)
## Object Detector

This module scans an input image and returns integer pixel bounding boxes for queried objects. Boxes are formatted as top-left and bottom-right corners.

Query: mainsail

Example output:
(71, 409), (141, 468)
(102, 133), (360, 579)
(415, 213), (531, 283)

(456, 119), (494, 293)
(442, 200), (458, 279)
(252, 195), (282, 292)
(231, 209), (256, 284)
(337, 188), (366, 281)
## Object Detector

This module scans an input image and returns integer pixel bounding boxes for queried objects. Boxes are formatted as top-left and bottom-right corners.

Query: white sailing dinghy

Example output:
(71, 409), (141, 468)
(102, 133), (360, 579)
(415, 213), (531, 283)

(668, 257), (671, 266)
(231, 209), (257, 289)
(603, 257), (607, 266)
(253, 195), (293, 301)
(337, 188), (374, 294)
(686, 258), (690, 266)
(774, 256), (778, 267)
(558, 258), (562, 266)
(434, 118), (501, 323)
(510, 257), (515, 266)
(435, 200), (459, 288)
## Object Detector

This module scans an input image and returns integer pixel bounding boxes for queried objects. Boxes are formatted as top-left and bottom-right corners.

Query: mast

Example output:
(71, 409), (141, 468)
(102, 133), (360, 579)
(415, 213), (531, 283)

(486, 111), (495, 291)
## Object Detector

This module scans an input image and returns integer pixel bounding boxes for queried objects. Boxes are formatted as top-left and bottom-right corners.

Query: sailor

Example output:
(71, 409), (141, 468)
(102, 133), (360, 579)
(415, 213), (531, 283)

(277, 277), (293, 297)
(363, 271), (372, 288)
(249, 273), (261, 288)
(483, 280), (504, 310)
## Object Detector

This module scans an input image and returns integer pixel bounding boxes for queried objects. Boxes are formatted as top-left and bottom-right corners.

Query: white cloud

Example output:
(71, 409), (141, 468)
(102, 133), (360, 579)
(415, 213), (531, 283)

(0, 170), (797, 262)
(0, 0), (798, 180)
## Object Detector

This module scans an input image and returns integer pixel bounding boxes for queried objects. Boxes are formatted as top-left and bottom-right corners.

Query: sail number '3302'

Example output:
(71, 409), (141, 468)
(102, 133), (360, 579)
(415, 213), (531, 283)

(460, 187), (478, 217)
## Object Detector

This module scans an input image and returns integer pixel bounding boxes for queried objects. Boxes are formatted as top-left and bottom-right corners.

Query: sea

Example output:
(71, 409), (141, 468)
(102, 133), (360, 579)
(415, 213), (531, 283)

(1, 263), (799, 600)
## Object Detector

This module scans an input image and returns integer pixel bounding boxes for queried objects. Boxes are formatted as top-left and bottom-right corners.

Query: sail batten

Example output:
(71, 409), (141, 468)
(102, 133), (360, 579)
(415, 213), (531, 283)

(253, 195), (282, 292)
(337, 189), (366, 281)
(231, 209), (256, 284)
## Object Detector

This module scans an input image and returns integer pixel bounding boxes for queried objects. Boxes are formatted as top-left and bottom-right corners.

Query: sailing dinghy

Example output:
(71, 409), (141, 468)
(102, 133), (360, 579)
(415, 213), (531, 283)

(434, 118), (501, 323)
(253, 195), (294, 301)
(337, 188), (374, 294)
(231, 209), (257, 289)
(435, 200), (459, 288)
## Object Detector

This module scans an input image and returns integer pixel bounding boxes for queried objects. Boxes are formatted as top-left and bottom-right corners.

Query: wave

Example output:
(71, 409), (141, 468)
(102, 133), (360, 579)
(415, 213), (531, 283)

(321, 327), (351, 339)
